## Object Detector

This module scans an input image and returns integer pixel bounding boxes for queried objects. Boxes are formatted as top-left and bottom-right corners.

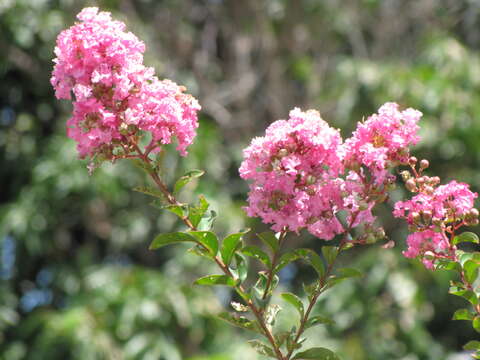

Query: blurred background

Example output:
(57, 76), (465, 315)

(2, 0), (480, 359)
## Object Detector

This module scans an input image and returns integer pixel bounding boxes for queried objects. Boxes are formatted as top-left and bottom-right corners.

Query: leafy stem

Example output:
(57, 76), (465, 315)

(133, 148), (286, 360)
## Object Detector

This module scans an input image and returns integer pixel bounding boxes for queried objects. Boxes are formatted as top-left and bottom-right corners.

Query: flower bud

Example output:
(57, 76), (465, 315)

(412, 212), (421, 224)
(277, 148), (288, 157)
(306, 175), (316, 185)
(408, 156), (417, 166)
(365, 233), (377, 244)
(431, 176), (440, 185)
(420, 159), (429, 169)
(422, 210), (432, 224)
(424, 186), (434, 195)
(470, 208), (479, 218)
(406, 179), (417, 192)
(401, 171), (411, 181)
(375, 227), (386, 239)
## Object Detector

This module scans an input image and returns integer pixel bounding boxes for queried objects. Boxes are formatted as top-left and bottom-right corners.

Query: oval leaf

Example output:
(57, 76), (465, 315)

(464, 340), (480, 351)
(281, 292), (304, 317)
(189, 231), (218, 256)
(296, 248), (325, 278)
(194, 275), (236, 287)
(305, 315), (335, 329)
(218, 312), (261, 333)
(174, 169), (205, 194)
(241, 245), (272, 268)
(149, 232), (197, 250)
(452, 308), (475, 321)
(258, 231), (279, 253)
(221, 230), (249, 266)
(453, 232), (480, 245)
(247, 340), (276, 358)
(293, 347), (340, 360)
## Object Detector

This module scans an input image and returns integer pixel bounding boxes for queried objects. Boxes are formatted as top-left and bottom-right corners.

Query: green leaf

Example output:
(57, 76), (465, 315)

(452, 308), (475, 321)
(221, 230), (249, 266)
(173, 169), (205, 194)
(194, 275), (236, 287)
(436, 258), (461, 272)
(247, 340), (276, 358)
(453, 232), (480, 245)
(132, 159), (154, 173)
(189, 231), (218, 257)
(158, 204), (188, 219)
(188, 195), (209, 228)
(464, 259), (480, 284)
(296, 248), (325, 278)
(241, 245), (272, 268)
(293, 347), (340, 360)
(218, 312), (261, 333)
(449, 288), (479, 305)
(303, 282), (318, 300)
(149, 232), (197, 250)
(327, 268), (363, 287)
(464, 340), (480, 351)
(321, 246), (338, 266)
(275, 251), (302, 273)
(258, 231), (279, 253)
(230, 253), (248, 283)
(474, 317), (480, 333)
(304, 315), (335, 329)
(133, 186), (165, 199)
(197, 210), (217, 231)
(281, 292), (304, 317)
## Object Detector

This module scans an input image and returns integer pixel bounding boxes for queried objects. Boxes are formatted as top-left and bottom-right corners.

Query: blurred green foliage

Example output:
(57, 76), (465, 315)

(2, 0), (480, 359)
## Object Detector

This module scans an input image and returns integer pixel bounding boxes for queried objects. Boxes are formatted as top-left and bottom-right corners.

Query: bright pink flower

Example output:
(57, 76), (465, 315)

(51, 7), (200, 159)
(343, 102), (421, 184)
(394, 180), (477, 225)
(239, 108), (345, 239)
(403, 229), (450, 269)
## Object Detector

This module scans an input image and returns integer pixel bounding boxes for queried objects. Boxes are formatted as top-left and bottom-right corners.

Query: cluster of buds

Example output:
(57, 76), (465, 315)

(394, 156), (478, 269)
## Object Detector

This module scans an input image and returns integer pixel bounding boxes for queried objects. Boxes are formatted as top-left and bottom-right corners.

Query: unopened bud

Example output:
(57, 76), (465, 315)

(401, 171), (411, 181)
(424, 186), (434, 195)
(417, 176), (426, 185)
(277, 148), (288, 157)
(431, 176), (441, 185)
(406, 179), (417, 192)
(420, 159), (429, 169)
(306, 175), (316, 185)
(366, 233), (377, 244)
(358, 200), (369, 211)
(409, 156), (418, 166)
(470, 208), (479, 218)
(470, 218), (480, 226)
(375, 228), (386, 239)
(412, 212), (421, 224)
(422, 210), (432, 224)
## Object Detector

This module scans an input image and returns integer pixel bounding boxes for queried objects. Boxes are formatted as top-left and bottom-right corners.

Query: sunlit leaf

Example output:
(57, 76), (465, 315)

(149, 232), (197, 250)
(194, 275), (236, 287)
(292, 347), (340, 359)
(281, 292), (304, 317)
(173, 169), (205, 194)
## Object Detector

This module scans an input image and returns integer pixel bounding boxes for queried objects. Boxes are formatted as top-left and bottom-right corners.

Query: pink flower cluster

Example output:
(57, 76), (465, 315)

(51, 7), (200, 159)
(240, 103), (421, 240)
(344, 102), (421, 184)
(394, 177), (478, 269)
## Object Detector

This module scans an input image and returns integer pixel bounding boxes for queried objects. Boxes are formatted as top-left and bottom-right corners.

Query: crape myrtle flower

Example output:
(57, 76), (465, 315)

(240, 103), (422, 242)
(51, 7), (200, 160)
(395, 174), (478, 269)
